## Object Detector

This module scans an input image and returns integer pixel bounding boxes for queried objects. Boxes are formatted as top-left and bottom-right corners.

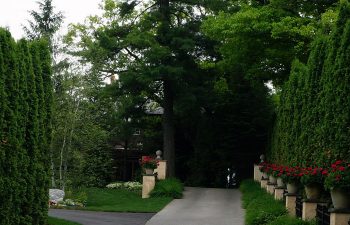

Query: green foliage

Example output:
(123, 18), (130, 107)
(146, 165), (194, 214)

(150, 178), (184, 199)
(0, 29), (52, 224)
(240, 180), (287, 225)
(269, 0), (350, 169)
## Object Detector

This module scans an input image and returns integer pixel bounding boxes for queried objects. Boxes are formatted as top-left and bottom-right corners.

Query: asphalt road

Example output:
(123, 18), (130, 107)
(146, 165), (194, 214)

(49, 209), (155, 225)
(146, 187), (244, 225)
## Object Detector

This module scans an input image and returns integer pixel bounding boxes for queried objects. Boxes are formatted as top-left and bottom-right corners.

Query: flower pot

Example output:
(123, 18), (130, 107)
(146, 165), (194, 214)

(287, 182), (298, 194)
(144, 168), (154, 175)
(331, 188), (350, 209)
(304, 183), (322, 200)
(262, 173), (268, 179)
(269, 176), (277, 184)
(277, 178), (285, 187)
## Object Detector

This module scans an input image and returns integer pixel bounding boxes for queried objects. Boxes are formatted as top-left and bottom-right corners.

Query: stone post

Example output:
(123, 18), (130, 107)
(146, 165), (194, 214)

(254, 164), (262, 182)
(302, 200), (318, 221)
(274, 187), (285, 200)
(285, 194), (297, 216)
(329, 209), (350, 225)
(261, 178), (269, 189)
(142, 175), (156, 198)
(154, 160), (167, 180)
(267, 183), (276, 195)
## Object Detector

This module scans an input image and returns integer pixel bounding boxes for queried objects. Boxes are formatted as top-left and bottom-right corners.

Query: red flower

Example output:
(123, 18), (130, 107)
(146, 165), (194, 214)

(335, 160), (342, 165)
(322, 170), (328, 175)
(338, 166), (345, 171)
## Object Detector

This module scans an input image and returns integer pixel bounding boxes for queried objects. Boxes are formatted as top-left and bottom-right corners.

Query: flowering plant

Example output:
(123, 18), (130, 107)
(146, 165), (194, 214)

(140, 156), (159, 169)
(280, 166), (302, 183)
(324, 160), (350, 190)
(300, 166), (327, 185)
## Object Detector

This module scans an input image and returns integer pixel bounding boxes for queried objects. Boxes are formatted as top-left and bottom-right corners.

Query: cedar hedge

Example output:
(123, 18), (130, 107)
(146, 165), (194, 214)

(269, 0), (350, 168)
(0, 28), (52, 225)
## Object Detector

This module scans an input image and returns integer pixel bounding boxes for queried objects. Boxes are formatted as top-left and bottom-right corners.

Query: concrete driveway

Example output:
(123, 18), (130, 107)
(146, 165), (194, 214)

(145, 187), (244, 225)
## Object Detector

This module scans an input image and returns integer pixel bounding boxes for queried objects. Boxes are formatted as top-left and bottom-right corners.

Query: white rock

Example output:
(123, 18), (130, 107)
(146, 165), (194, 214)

(49, 189), (65, 203)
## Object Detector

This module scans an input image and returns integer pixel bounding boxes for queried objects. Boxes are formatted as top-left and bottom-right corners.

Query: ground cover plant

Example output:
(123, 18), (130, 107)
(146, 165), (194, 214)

(48, 217), (82, 225)
(240, 180), (314, 225)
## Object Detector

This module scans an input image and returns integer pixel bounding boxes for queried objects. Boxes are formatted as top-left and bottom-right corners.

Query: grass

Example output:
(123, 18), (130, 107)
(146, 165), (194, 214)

(80, 188), (172, 212)
(48, 217), (82, 225)
(240, 180), (315, 225)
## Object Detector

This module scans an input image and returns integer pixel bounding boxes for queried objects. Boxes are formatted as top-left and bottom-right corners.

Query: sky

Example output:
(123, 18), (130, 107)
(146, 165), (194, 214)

(0, 0), (102, 40)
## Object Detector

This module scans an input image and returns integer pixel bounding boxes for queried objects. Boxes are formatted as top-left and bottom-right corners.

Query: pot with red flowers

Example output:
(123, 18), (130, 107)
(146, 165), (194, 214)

(324, 160), (350, 209)
(300, 166), (326, 200)
(140, 156), (159, 175)
(281, 166), (302, 194)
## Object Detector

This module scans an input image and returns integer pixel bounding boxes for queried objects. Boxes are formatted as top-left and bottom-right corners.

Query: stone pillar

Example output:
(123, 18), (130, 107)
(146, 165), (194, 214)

(267, 183), (276, 195)
(142, 175), (156, 199)
(302, 200), (318, 221)
(286, 194), (297, 216)
(330, 209), (350, 225)
(261, 178), (268, 189)
(274, 187), (285, 200)
(254, 164), (262, 181)
(154, 160), (167, 180)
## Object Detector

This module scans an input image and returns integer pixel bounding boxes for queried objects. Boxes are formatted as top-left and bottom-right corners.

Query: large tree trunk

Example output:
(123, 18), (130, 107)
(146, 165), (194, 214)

(159, 0), (175, 177)
(163, 79), (175, 177)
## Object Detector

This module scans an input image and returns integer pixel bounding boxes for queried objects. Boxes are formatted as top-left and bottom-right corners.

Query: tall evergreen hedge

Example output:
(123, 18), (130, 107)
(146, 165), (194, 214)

(270, 0), (350, 166)
(0, 28), (52, 225)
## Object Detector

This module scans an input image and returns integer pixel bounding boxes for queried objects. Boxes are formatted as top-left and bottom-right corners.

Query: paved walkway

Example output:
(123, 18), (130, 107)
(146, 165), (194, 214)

(146, 187), (244, 225)
(49, 209), (155, 225)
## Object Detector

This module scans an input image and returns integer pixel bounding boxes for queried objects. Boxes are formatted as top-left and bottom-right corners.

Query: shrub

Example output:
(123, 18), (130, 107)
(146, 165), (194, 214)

(106, 181), (142, 191)
(150, 178), (184, 198)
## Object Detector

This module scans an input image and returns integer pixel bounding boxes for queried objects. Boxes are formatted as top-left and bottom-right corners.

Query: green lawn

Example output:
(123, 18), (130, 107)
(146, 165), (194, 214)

(80, 188), (172, 212)
(48, 217), (82, 225)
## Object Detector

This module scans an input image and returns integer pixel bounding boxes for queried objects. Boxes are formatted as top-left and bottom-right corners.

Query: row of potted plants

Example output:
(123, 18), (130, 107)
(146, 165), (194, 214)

(259, 160), (350, 209)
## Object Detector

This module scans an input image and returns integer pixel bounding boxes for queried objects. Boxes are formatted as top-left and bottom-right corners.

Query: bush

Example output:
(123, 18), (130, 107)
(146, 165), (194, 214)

(150, 178), (184, 198)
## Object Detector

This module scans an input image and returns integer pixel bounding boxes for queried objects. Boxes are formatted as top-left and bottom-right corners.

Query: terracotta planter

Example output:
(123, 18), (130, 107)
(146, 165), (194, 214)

(287, 182), (298, 194)
(331, 188), (350, 209)
(269, 176), (277, 184)
(304, 183), (322, 200)
(277, 178), (285, 187)
(144, 168), (154, 175)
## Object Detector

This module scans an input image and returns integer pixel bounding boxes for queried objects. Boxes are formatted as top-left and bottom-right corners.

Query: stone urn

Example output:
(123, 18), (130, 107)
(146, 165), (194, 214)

(277, 178), (285, 187)
(144, 168), (154, 175)
(331, 188), (350, 209)
(304, 183), (322, 200)
(269, 176), (277, 184)
(287, 182), (298, 194)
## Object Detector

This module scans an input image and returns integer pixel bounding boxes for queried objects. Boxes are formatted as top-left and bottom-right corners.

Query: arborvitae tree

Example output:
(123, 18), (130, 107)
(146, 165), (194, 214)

(270, 0), (350, 166)
(0, 28), (52, 225)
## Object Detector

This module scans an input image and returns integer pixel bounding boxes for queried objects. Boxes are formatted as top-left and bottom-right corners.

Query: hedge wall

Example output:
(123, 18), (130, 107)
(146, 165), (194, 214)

(269, 0), (350, 167)
(0, 28), (52, 224)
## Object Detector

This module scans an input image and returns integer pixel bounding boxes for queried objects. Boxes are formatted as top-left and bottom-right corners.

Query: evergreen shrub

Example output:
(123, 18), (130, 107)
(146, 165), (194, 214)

(0, 28), (52, 225)
(150, 178), (184, 198)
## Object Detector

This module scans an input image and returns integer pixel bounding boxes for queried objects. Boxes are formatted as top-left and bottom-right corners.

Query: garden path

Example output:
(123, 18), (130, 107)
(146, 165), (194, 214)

(49, 209), (155, 225)
(146, 187), (244, 225)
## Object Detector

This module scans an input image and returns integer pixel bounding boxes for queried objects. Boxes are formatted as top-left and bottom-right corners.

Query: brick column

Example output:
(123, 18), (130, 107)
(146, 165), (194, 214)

(274, 187), (285, 200)
(302, 200), (318, 221)
(154, 160), (167, 180)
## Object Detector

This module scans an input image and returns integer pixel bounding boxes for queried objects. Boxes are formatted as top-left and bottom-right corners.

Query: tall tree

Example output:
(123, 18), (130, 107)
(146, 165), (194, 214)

(66, 0), (228, 176)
